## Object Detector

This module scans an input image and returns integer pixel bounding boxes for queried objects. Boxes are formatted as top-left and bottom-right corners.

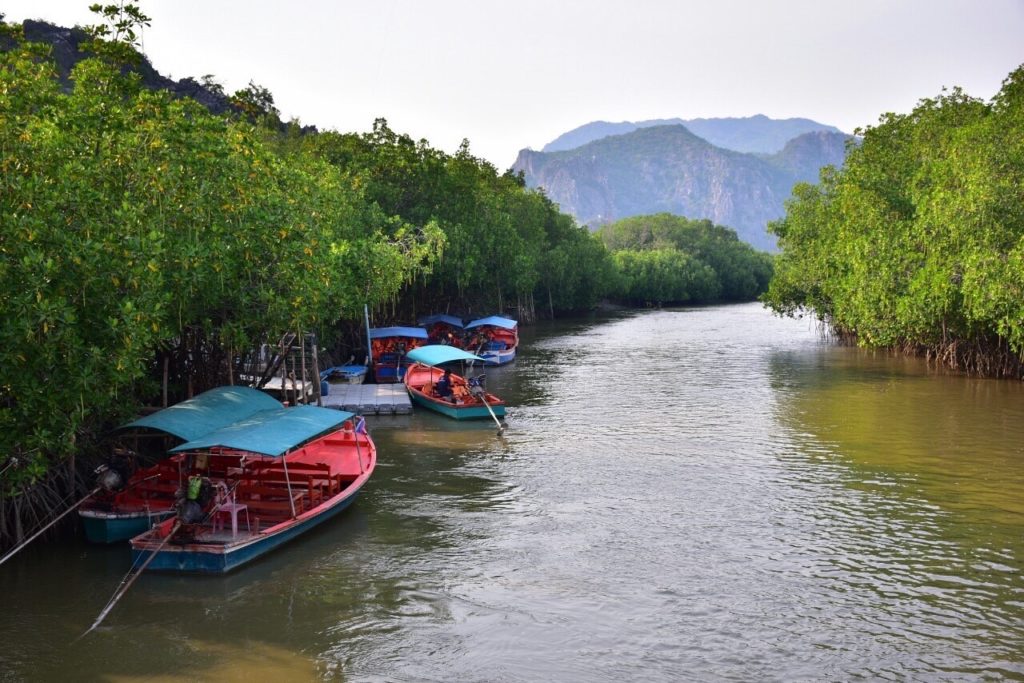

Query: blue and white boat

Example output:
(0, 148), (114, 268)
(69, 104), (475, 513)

(465, 316), (518, 365)
(321, 364), (368, 385)
(127, 406), (376, 574)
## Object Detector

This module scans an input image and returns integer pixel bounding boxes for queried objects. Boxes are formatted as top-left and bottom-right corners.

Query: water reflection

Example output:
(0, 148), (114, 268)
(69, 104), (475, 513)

(767, 346), (1024, 677)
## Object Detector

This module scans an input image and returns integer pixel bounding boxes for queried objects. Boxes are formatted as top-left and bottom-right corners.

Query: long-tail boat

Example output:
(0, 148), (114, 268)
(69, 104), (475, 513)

(418, 313), (466, 347)
(368, 326), (429, 383)
(465, 315), (518, 365)
(403, 345), (506, 421)
(127, 405), (376, 573)
(79, 387), (283, 543)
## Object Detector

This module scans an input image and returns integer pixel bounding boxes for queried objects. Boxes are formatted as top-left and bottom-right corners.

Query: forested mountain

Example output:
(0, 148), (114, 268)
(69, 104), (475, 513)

(0, 19), (236, 115)
(541, 115), (842, 155)
(514, 124), (851, 251)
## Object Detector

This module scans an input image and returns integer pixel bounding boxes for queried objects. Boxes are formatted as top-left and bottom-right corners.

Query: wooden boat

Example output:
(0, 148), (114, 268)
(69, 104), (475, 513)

(369, 326), (428, 383)
(418, 313), (466, 347)
(127, 405), (376, 574)
(403, 345), (506, 420)
(465, 316), (518, 365)
(79, 387), (283, 543)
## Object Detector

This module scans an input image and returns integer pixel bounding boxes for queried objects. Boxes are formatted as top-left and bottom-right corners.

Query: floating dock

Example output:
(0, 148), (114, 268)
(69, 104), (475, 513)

(319, 383), (412, 415)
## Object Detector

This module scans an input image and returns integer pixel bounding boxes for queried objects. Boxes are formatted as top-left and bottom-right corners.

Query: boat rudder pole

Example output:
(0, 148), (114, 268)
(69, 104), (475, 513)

(0, 486), (102, 567)
(78, 521), (182, 639)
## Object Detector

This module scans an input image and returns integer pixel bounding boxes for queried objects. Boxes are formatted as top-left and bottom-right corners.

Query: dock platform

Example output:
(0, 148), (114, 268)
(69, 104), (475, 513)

(319, 383), (412, 415)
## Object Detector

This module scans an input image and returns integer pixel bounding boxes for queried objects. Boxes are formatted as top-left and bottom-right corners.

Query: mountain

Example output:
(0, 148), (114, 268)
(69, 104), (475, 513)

(541, 115), (843, 155)
(0, 18), (309, 127)
(514, 124), (852, 251)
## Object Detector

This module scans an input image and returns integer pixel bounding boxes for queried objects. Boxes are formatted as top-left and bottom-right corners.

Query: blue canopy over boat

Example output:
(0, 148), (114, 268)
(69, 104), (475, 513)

(169, 405), (355, 457)
(465, 316), (517, 330)
(116, 386), (284, 442)
(418, 314), (465, 328)
(368, 326), (429, 340)
(406, 345), (487, 367)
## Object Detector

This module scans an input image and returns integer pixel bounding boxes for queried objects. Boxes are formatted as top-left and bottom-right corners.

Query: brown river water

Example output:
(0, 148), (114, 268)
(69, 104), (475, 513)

(1, 303), (1022, 681)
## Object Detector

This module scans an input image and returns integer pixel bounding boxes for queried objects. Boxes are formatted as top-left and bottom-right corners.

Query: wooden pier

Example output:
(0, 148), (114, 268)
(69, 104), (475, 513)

(318, 383), (412, 415)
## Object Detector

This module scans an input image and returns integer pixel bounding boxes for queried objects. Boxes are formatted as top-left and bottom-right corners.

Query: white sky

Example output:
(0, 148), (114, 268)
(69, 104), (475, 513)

(4, 1), (1024, 168)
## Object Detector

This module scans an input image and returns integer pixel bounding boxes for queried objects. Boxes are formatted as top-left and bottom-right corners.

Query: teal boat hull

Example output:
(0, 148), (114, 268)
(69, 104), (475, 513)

(408, 389), (506, 420)
(80, 509), (174, 544)
(129, 490), (363, 573)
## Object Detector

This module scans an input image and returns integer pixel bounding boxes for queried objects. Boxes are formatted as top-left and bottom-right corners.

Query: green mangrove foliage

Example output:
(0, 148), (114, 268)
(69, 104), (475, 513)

(598, 214), (773, 305)
(300, 122), (618, 318)
(0, 25), (440, 493)
(764, 65), (1024, 377)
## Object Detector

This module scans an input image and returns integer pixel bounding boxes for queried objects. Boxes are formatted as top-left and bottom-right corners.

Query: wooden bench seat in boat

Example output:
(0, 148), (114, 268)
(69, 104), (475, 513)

(245, 462), (342, 495)
(235, 484), (306, 516)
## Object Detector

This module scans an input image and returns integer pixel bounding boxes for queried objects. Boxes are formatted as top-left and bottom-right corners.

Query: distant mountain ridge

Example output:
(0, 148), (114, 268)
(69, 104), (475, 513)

(514, 123), (852, 251)
(542, 115), (843, 155)
(0, 18), (315, 133)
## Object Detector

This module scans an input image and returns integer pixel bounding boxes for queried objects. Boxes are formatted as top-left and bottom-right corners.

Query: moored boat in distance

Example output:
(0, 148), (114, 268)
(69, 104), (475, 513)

(321, 364), (368, 385)
(418, 313), (467, 347)
(79, 387), (283, 543)
(128, 406), (376, 574)
(369, 326), (429, 383)
(465, 316), (518, 365)
(404, 345), (506, 421)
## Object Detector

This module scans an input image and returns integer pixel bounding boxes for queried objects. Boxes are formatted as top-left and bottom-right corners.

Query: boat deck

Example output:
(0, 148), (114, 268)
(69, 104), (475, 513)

(319, 383), (412, 415)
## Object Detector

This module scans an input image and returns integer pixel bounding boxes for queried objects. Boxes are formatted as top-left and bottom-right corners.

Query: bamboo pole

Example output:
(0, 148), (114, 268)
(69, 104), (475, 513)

(0, 487), (101, 567)
(80, 522), (182, 638)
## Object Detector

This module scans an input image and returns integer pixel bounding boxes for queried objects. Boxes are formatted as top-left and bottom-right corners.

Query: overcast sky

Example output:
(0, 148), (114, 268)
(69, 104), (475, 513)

(5, 1), (1024, 167)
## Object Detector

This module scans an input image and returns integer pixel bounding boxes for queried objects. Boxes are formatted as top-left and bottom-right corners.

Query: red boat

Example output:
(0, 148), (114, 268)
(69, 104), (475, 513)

(127, 405), (376, 573)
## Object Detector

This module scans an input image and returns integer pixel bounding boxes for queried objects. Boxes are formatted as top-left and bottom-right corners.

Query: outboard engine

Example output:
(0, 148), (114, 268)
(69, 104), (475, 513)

(175, 497), (204, 524)
(467, 373), (486, 396)
(94, 448), (137, 492)
(94, 465), (123, 492)
(173, 475), (215, 525)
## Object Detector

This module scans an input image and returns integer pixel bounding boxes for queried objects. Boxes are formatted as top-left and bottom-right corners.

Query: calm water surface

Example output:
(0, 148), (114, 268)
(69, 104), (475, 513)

(2, 303), (1023, 681)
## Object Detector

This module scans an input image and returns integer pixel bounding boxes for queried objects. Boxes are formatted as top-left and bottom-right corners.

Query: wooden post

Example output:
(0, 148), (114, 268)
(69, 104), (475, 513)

(312, 332), (322, 407)
(280, 342), (289, 405)
(299, 329), (308, 405)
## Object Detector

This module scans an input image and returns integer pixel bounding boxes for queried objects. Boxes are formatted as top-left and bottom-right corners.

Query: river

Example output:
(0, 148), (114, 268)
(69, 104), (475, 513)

(1, 303), (1022, 681)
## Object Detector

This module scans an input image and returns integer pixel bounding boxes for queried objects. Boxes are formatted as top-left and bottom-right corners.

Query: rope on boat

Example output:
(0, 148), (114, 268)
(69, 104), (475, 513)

(0, 486), (102, 568)
(79, 521), (182, 639)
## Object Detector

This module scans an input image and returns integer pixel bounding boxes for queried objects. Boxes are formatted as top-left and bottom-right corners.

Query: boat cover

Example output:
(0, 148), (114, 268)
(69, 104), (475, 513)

(368, 326), (429, 340)
(465, 316), (518, 330)
(116, 386), (283, 442)
(169, 405), (355, 457)
(417, 314), (465, 328)
(406, 345), (487, 367)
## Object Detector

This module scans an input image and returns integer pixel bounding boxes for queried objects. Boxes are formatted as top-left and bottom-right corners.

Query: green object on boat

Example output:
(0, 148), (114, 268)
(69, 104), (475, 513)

(187, 475), (201, 501)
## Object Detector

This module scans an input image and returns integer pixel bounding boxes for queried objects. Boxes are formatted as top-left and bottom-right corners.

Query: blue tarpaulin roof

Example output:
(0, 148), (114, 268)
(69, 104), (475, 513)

(169, 405), (355, 457)
(368, 326), (429, 340)
(117, 386), (283, 442)
(406, 345), (487, 367)
(417, 314), (465, 328)
(465, 316), (518, 330)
